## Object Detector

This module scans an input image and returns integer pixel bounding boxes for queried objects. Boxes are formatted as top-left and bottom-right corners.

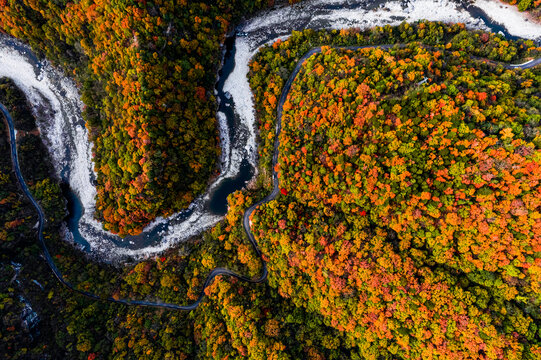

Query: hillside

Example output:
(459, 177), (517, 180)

(0, 0), (273, 235)
(253, 45), (540, 358)
(1, 20), (540, 359)
(249, 23), (541, 358)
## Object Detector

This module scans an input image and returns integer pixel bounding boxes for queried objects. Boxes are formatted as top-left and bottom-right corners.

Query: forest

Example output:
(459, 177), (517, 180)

(252, 45), (540, 359)
(0, 0), (278, 235)
(1, 18), (541, 360)
(249, 22), (541, 358)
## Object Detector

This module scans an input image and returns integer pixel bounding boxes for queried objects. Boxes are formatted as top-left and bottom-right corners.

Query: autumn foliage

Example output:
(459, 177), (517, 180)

(2, 18), (541, 360)
(0, 0), (271, 235)
(248, 23), (541, 359)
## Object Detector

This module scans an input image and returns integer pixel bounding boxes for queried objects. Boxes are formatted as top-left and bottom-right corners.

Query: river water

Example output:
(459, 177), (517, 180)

(0, 0), (539, 261)
(62, 35), (255, 255)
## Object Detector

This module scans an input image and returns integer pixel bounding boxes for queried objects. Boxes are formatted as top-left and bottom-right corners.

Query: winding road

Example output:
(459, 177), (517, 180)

(1, 44), (539, 310)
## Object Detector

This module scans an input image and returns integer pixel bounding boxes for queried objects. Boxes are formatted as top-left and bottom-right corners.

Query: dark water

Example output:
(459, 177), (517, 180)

(217, 36), (240, 141)
(209, 159), (253, 214)
(460, 1), (521, 41)
(60, 183), (89, 251)
(210, 35), (255, 215)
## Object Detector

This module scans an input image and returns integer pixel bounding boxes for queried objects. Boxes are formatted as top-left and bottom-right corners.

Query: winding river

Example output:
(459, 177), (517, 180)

(2, 42), (539, 309)
(2, 0), (540, 261)
(1, 99), (264, 310)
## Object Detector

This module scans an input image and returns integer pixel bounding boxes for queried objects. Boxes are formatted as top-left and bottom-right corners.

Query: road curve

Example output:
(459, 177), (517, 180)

(1, 45), (538, 310)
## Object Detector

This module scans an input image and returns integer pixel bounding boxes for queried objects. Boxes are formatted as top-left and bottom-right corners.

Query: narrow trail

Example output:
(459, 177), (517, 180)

(1, 45), (538, 310)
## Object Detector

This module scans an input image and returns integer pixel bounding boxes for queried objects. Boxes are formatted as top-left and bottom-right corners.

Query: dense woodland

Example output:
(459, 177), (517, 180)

(249, 22), (541, 358)
(1, 18), (541, 360)
(0, 82), (349, 359)
(253, 46), (540, 358)
(0, 0), (281, 235)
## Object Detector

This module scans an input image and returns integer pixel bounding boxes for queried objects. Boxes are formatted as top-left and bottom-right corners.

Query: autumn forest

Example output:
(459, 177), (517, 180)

(0, 1), (540, 360)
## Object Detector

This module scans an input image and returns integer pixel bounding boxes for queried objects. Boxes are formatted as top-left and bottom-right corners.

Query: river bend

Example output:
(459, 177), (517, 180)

(2, 45), (538, 309)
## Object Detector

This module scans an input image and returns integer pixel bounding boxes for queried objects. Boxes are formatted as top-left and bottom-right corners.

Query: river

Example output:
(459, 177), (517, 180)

(0, 0), (539, 261)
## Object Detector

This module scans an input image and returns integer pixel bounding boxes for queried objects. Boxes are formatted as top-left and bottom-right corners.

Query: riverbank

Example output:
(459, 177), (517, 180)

(0, 0), (540, 261)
